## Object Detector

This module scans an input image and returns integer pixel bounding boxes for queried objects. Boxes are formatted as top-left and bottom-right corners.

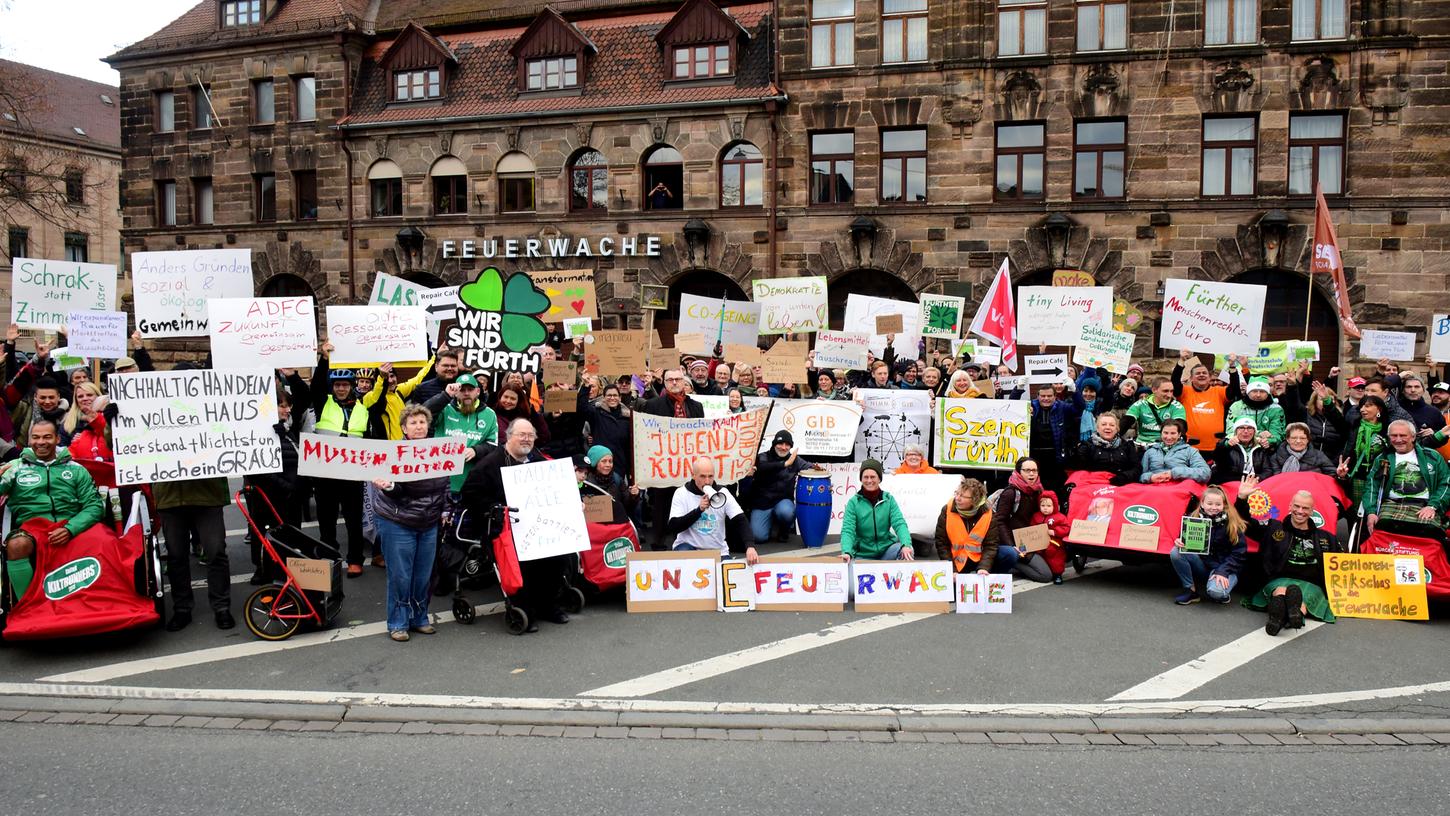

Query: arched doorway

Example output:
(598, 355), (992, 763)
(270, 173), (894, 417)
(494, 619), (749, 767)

(826, 268), (917, 330)
(1230, 269), (1339, 378)
(260, 273), (314, 299)
(657, 269), (749, 346)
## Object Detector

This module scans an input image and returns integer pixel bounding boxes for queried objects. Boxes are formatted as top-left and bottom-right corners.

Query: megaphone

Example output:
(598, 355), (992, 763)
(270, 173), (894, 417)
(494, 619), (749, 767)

(702, 485), (729, 509)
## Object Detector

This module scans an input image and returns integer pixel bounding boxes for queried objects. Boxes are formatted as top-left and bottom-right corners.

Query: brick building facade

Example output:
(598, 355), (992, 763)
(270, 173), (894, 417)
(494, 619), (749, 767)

(109, 0), (1450, 369)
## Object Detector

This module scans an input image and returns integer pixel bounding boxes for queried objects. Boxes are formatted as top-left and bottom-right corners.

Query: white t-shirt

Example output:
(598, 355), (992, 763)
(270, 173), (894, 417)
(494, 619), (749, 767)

(1389, 451), (1429, 501)
(668, 483), (744, 555)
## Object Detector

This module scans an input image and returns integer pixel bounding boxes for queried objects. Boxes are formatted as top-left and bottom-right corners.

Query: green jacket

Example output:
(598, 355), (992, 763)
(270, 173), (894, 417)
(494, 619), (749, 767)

(1361, 444), (1450, 516)
(841, 490), (912, 560)
(1124, 397), (1186, 444)
(0, 447), (105, 536)
(436, 401), (498, 493)
(1226, 400), (1287, 445)
(152, 476), (231, 511)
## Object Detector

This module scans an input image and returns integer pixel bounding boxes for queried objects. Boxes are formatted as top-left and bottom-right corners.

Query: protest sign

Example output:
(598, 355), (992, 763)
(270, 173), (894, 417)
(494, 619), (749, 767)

(1160, 279), (1266, 357)
(632, 406), (770, 488)
(286, 558), (334, 593)
(754, 276), (828, 335)
(953, 339), (977, 358)
(296, 434), (467, 482)
(1179, 516), (1211, 554)
(1024, 353), (1070, 385)
(587, 330), (646, 375)
(855, 389), (931, 470)
(748, 558), (850, 611)
(844, 294), (921, 356)
(1324, 552), (1428, 621)
(1118, 524), (1161, 551)
(919, 294), (965, 339)
(65, 310), (128, 359)
(1068, 519), (1108, 545)
(972, 345), (1002, 365)
(132, 249), (253, 337)
(874, 313), (903, 334)
(692, 394), (770, 419)
(563, 317), (591, 339)
(882, 474), (963, 536)
(369, 270), (459, 319)
(648, 346), (681, 370)
(935, 398), (1029, 470)
(853, 561), (953, 613)
(1017, 286), (1113, 346)
(723, 343), (763, 368)
(529, 268), (598, 322)
(544, 389), (578, 413)
(445, 267), (552, 375)
(583, 494), (614, 524)
(1013, 524), (1051, 553)
(1214, 340), (1319, 375)
(1359, 329), (1416, 361)
(762, 339), (808, 384)
(326, 305), (428, 365)
(973, 379), (996, 397)
(1053, 269), (1095, 287)
(10, 258), (117, 331)
(1432, 315), (1450, 361)
(50, 347), (87, 371)
(955, 574), (1013, 614)
(678, 293), (761, 350)
(109, 369), (281, 486)
(626, 551), (719, 612)
(717, 560), (755, 612)
(501, 458), (591, 561)
(542, 360), (578, 384)
(208, 297), (317, 369)
(1074, 323), (1135, 374)
(814, 330), (870, 370)
(671, 332), (706, 356)
(822, 463), (859, 535)
(758, 398), (864, 457)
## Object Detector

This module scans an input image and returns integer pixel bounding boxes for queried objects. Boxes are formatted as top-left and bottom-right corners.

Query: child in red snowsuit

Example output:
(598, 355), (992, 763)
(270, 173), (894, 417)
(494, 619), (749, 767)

(1032, 491), (1071, 583)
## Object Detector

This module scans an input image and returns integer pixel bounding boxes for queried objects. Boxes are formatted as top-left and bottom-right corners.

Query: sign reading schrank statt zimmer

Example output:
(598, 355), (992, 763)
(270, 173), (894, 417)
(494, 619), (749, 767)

(109, 369), (282, 486)
(10, 258), (117, 331)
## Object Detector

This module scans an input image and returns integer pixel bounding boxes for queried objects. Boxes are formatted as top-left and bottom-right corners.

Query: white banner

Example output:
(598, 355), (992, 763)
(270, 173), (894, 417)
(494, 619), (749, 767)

(753, 276), (829, 335)
(109, 369), (280, 486)
(132, 249), (254, 337)
(296, 433), (467, 482)
(65, 310), (128, 359)
(852, 560), (954, 608)
(821, 464), (960, 537)
(1159, 279), (1266, 357)
(934, 398), (1030, 470)
(10, 258), (117, 331)
(955, 574), (1013, 613)
(208, 296), (317, 369)
(1431, 315), (1450, 362)
(814, 330), (871, 370)
(677, 293), (761, 353)
(501, 458), (591, 561)
(844, 294), (921, 357)
(1016, 286), (1113, 346)
(746, 561), (850, 609)
(854, 389), (931, 470)
(758, 398), (864, 457)
(918, 294), (965, 339)
(1359, 329), (1416, 362)
(1073, 323), (1135, 374)
(326, 305), (429, 365)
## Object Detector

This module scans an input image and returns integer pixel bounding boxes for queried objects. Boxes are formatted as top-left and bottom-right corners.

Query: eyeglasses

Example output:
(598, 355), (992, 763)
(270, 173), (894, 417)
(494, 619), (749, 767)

(511, 432), (538, 440)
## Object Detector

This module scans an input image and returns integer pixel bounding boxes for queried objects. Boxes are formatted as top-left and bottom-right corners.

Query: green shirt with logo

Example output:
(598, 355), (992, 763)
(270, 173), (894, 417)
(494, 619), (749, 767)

(0, 448), (106, 537)
(436, 402), (499, 493)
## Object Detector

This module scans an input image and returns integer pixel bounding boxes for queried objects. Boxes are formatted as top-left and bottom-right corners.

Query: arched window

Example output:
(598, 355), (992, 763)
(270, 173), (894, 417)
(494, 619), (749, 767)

(431, 156), (468, 215)
(367, 159), (402, 217)
(643, 145), (683, 210)
(260, 273), (313, 300)
(569, 149), (608, 212)
(720, 142), (763, 207)
(496, 152), (535, 213)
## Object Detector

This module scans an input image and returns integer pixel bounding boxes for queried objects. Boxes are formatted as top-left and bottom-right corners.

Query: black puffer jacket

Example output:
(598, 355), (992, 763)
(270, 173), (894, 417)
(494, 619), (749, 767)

(1071, 436), (1142, 486)
(747, 449), (815, 511)
(372, 475), (449, 529)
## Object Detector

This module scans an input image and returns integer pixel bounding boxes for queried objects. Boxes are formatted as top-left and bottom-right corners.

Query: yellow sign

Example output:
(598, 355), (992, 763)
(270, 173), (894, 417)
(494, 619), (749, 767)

(1324, 552), (1429, 621)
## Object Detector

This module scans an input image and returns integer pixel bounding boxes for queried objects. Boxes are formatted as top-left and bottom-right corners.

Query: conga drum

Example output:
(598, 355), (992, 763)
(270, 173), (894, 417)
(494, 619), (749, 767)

(794, 469), (832, 549)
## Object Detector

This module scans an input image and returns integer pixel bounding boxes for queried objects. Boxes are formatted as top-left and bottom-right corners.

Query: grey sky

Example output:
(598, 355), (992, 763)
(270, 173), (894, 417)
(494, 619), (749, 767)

(0, 0), (200, 85)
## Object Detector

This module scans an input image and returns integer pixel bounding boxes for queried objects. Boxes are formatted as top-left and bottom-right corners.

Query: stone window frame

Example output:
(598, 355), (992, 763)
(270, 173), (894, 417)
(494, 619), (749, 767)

(192, 177), (214, 226)
(1072, 118), (1127, 201)
(1200, 114), (1258, 199)
(998, 0), (1048, 58)
(1287, 111), (1347, 197)
(809, 130), (856, 206)
(155, 90), (176, 133)
(1204, 0), (1259, 46)
(719, 141), (764, 208)
(993, 121), (1046, 201)
(192, 86), (214, 130)
(1290, 0), (1347, 42)
(810, 0), (855, 68)
(254, 172), (277, 223)
(881, 0), (929, 65)
(879, 127), (928, 204)
(156, 179), (177, 227)
(293, 75), (317, 122)
(497, 152), (537, 214)
(1075, 0), (1128, 52)
(569, 149), (610, 213)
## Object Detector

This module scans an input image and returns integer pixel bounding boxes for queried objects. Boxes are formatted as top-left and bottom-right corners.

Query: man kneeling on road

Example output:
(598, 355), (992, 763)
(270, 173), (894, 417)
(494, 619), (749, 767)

(667, 458), (758, 564)
(1363, 419), (1450, 542)
(0, 419), (105, 600)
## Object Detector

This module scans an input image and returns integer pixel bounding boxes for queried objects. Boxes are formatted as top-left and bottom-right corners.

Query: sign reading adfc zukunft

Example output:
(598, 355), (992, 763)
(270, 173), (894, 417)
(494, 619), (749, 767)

(442, 236), (664, 260)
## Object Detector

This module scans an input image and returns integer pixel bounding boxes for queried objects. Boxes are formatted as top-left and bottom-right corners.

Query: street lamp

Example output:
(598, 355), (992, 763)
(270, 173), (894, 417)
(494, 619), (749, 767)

(849, 216), (878, 267)
(396, 226), (426, 272)
(1258, 210), (1289, 269)
(683, 218), (711, 266)
(1043, 212), (1074, 269)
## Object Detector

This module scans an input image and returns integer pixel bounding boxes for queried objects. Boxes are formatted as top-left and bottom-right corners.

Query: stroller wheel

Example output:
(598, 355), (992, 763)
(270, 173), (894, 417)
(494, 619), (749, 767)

(562, 586), (586, 615)
(452, 597), (476, 625)
(503, 606), (529, 636)
(244, 585), (304, 641)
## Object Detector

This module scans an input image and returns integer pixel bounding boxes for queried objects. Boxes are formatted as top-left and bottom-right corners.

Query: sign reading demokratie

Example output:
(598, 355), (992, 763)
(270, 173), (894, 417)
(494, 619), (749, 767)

(441, 236), (663, 259)
(296, 434), (468, 482)
(109, 369), (281, 486)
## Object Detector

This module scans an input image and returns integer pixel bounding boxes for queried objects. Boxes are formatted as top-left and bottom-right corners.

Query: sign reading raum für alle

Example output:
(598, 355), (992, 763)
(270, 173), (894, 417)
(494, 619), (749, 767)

(441, 236), (662, 260)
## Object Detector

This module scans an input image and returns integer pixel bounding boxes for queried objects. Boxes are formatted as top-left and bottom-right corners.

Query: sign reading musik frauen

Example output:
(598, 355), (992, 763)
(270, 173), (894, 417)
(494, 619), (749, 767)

(441, 236), (663, 260)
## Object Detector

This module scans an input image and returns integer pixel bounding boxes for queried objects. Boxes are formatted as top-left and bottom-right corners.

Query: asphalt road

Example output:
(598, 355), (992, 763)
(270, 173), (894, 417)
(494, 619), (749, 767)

(0, 721), (1441, 816)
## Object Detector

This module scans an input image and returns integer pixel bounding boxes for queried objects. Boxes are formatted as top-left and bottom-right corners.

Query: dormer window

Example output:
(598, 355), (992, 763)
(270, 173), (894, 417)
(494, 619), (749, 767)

(672, 44), (730, 79)
(222, 0), (261, 27)
(395, 68), (441, 101)
(381, 23), (456, 104)
(526, 57), (578, 91)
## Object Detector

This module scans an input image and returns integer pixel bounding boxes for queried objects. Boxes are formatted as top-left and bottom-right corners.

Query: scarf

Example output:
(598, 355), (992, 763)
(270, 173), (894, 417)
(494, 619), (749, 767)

(1007, 471), (1042, 499)
(859, 487), (883, 502)
(1352, 419), (1383, 473)
(1280, 446), (1308, 473)
(1236, 444), (1257, 478)
(945, 500), (993, 572)
(1090, 431), (1121, 449)
(667, 390), (688, 418)
(1079, 400), (1096, 441)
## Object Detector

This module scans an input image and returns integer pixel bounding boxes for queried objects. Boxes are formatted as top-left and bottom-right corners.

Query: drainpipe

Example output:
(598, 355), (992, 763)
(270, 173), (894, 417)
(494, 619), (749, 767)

(767, 0), (781, 279)
(340, 38), (357, 302)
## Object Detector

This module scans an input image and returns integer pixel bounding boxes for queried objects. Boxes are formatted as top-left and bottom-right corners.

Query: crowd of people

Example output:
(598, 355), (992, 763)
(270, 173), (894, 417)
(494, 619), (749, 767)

(2, 323), (1448, 641)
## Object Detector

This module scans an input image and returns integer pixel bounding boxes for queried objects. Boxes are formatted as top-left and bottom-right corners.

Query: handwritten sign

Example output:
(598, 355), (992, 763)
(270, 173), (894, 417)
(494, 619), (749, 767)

(1053, 269), (1095, 287)
(1160, 279), (1266, 357)
(758, 398), (864, 457)
(1074, 323), (1135, 374)
(285, 558), (333, 593)
(109, 369), (281, 486)
(854, 388), (931, 470)
(648, 346), (681, 370)
(754, 276), (828, 335)
(748, 559), (850, 611)
(853, 560), (954, 613)
(762, 339), (808, 383)
(814, 330), (871, 370)
(501, 458), (590, 561)
(297, 433), (466, 482)
(132, 249), (253, 338)
(1431, 315), (1450, 361)
(583, 494), (614, 524)
(542, 360), (578, 384)
(369, 270), (458, 319)
(844, 294), (920, 357)
(64, 310), (128, 359)
(326, 305), (428, 365)
(10, 258), (117, 331)
(1359, 329), (1416, 362)
(627, 551), (719, 612)
(1324, 552), (1428, 621)
(919, 293), (965, 340)
(935, 398), (1029, 470)
(1118, 524), (1161, 551)
(723, 343), (763, 368)
(1013, 524), (1051, 553)
(875, 313), (903, 334)
(208, 296), (317, 369)
(1068, 519), (1108, 545)
(543, 388), (578, 413)
(631, 406), (770, 488)
(530, 268), (598, 322)
(678, 293), (761, 352)
(588, 330), (646, 375)
(955, 574), (1013, 614)
(1017, 286), (1114, 346)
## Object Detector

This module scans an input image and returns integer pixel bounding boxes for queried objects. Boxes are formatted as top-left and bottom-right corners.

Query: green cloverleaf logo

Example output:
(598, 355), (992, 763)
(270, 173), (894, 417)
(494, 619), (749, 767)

(458, 267), (550, 352)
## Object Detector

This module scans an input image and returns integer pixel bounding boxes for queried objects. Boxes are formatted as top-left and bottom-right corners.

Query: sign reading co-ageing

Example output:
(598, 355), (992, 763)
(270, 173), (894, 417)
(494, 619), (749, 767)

(441, 236), (663, 260)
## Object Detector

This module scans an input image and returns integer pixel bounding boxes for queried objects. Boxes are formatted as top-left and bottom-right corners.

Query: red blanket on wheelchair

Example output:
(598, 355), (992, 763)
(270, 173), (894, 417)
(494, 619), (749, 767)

(1361, 529), (1450, 600)
(4, 518), (158, 641)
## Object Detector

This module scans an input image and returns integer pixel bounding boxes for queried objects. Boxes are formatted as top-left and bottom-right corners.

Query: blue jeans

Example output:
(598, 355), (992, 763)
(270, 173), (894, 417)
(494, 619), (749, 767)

(375, 515), (438, 632)
(750, 500), (796, 541)
(1168, 547), (1237, 601)
(991, 545), (1020, 574)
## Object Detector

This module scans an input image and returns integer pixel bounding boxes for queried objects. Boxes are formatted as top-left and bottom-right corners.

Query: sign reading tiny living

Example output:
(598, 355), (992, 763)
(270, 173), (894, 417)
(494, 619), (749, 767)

(441, 236), (663, 260)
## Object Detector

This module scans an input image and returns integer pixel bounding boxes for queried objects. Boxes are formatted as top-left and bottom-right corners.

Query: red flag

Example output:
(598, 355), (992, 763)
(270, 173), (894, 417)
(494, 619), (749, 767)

(968, 258), (1018, 370)
(1312, 185), (1361, 339)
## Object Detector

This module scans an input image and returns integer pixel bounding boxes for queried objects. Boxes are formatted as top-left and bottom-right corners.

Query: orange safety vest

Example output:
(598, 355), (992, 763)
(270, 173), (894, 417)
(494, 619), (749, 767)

(945, 503), (994, 572)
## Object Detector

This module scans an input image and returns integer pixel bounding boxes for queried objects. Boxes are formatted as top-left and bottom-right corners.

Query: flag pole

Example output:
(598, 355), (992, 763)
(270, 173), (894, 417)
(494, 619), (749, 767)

(1303, 274), (1313, 342)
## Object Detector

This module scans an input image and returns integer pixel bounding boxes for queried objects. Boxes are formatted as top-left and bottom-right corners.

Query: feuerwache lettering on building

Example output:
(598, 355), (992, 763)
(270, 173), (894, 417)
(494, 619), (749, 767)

(441, 236), (663, 260)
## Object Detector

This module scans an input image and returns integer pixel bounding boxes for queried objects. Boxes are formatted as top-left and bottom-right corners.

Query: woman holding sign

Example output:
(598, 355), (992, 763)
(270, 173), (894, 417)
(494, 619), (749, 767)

(839, 460), (913, 561)
(991, 458), (1054, 583)
(934, 477), (1015, 575)
(371, 405), (449, 642)
(1167, 485), (1247, 606)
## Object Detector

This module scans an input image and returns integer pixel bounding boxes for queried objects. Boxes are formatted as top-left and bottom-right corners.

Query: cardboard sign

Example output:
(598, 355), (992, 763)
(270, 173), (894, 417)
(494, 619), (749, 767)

(1118, 524), (1161, 552)
(327, 305), (428, 365)
(631, 406), (770, 488)
(649, 346), (681, 370)
(501, 458), (590, 561)
(11, 258), (118, 332)
(544, 388), (578, 413)
(1052, 269), (1095, 287)
(1017, 286), (1114, 346)
(955, 574), (1013, 614)
(814, 330), (871, 370)
(854, 389), (931, 470)
(672, 333), (706, 357)
(530, 268), (598, 322)
(1324, 552), (1428, 621)
(919, 294), (965, 340)
(626, 550), (719, 612)
(1160, 279), (1266, 357)
(208, 296), (318, 369)
(1359, 329), (1416, 362)
(844, 294), (921, 357)
(1074, 323), (1135, 375)
(678, 293), (762, 350)
(109, 369), (281, 486)
(852, 560), (954, 613)
(132, 249), (253, 337)
(542, 360), (578, 384)
(748, 558), (850, 611)
(934, 398), (1029, 470)
(1431, 315), (1450, 361)
(758, 398), (864, 457)
(1178, 516), (1211, 554)
(875, 313), (904, 334)
(754, 276), (828, 335)
(65, 310), (128, 359)
(762, 340), (808, 383)
(285, 558), (333, 593)
(589, 330), (647, 376)
(583, 494), (614, 524)
(298, 434), (468, 483)
(972, 379), (997, 398)
(1024, 353), (1070, 385)
(1013, 524), (1051, 553)
(723, 343), (763, 367)
(1068, 519), (1108, 545)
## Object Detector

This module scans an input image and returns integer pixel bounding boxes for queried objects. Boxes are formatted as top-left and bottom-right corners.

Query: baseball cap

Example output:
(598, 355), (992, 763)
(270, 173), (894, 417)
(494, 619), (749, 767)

(455, 373), (479, 388)
(1433, 382), (1450, 393)
(1348, 377), (1367, 389)
(113, 356), (138, 371)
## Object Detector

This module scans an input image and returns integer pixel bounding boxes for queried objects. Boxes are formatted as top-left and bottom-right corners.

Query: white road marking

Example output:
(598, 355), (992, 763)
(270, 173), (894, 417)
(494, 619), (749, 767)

(223, 521), (320, 538)
(580, 559), (1121, 698)
(1108, 620), (1326, 701)
(36, 603), (505, 684)
(190, 574), (254, 589)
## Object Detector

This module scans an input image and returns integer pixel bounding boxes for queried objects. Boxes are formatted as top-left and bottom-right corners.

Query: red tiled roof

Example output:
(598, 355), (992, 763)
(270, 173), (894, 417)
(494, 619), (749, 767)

(109, 0), (376, 60)
(375, 0), (662, 32)
(0, 59), (121, 150)
(342, 4), (776, 127)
